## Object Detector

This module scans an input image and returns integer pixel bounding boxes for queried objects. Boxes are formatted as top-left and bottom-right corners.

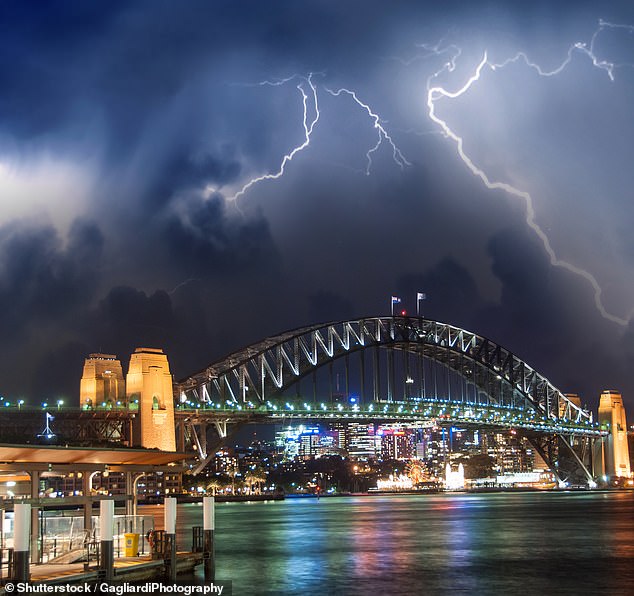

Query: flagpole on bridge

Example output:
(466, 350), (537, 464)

(391, 296), (401, 316)
(416, 292), (426, 317)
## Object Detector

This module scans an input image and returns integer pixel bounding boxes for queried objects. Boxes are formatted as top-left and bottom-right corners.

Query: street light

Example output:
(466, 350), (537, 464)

(57, 399), (64, 410)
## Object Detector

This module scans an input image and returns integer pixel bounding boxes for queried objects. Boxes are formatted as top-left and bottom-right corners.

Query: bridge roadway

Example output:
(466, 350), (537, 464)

(0, 391), (606, 446)
(174, 397), (605, 437)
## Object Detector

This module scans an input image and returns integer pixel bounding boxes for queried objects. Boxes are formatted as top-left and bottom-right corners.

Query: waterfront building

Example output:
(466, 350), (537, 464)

(275, 425), (344, 459)
(482, 431), (534, 475)
(40, 470), (182, 498)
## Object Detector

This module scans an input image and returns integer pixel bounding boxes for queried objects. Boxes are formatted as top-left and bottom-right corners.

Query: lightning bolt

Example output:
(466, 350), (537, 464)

(325, 87), (410, 175)
(168, 278), (199, 295)
(227, 73), (320, 202)
(224, 73), (410, 200)
(425, 20), (634, 327)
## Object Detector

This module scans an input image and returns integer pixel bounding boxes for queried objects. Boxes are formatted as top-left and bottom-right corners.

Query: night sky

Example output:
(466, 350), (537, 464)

(1, 1), (634, 412)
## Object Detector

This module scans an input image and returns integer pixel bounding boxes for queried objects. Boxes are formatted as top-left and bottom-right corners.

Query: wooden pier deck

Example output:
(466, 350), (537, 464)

(0, 551), (204, 591)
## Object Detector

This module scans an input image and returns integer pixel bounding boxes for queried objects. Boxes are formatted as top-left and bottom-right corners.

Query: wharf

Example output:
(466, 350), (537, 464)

(0, 552), (203, 592)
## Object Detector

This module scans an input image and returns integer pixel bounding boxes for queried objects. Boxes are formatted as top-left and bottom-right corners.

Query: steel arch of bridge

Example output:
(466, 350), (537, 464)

(177, 316), (593, 430)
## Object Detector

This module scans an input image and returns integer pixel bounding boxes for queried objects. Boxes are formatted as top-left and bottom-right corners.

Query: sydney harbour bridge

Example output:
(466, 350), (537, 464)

(173, 316), (603, 484)
(0, 316), (619, 487)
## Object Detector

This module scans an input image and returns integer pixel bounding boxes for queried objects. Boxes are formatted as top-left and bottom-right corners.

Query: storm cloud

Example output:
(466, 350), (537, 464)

(0, 1), (633, 412)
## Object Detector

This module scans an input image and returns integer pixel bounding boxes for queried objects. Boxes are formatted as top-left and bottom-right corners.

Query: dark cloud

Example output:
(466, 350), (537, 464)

(0, 218), (103, 337)
(392, 225), (632, 404)
(94, 286), (176, 344)
(163, 194), (279, 278)
(31, 341), (90, 402)
(0, 1), (631, 414)
(397, 258), (483, 330)
(307, 291), (355, 324)
(145, 149), (242, 210)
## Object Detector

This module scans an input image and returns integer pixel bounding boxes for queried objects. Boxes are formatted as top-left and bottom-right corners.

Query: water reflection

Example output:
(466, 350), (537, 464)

(145, 491), (634, 595)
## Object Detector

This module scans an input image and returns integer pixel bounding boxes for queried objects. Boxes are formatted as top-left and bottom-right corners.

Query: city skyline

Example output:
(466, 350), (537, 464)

(1, 2), (634, 411)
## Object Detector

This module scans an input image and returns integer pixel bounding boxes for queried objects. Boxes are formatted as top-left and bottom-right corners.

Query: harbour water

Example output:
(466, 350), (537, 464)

(149, 491), (634, 595)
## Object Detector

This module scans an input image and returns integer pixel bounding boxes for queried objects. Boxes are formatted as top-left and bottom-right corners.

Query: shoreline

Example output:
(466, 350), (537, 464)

(172, 486), (630, 503)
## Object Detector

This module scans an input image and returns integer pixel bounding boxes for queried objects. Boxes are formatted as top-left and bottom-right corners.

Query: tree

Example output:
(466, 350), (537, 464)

(206, 479), (223, 495)
(460, 454), (494, 479)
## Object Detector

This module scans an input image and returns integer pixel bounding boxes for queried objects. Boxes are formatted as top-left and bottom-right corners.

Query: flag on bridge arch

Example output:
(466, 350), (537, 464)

(390, 296), (402, 316)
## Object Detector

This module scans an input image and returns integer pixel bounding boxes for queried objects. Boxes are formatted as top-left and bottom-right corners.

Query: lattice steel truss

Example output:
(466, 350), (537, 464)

(177, 316), (601, 481)
(178, 316), (592, 426)
(0, 409), (132, 446)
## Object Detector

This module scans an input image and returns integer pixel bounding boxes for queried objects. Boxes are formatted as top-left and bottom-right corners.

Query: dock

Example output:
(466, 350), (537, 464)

(0, 551), (203, 592)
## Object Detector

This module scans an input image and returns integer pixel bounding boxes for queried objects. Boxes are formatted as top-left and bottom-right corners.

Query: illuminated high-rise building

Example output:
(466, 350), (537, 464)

(348, 423), (378, 459)
(380, 428), (415, 460)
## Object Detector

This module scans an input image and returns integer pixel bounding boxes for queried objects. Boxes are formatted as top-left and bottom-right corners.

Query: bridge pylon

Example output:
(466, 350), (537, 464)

(593, 390), (631, 482)
(80, 353), (125, 409)
(127, 348), (176, 451)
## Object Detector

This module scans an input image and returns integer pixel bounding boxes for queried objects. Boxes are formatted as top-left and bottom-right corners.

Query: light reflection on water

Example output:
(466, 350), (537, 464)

(146, 491), (634, 595)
